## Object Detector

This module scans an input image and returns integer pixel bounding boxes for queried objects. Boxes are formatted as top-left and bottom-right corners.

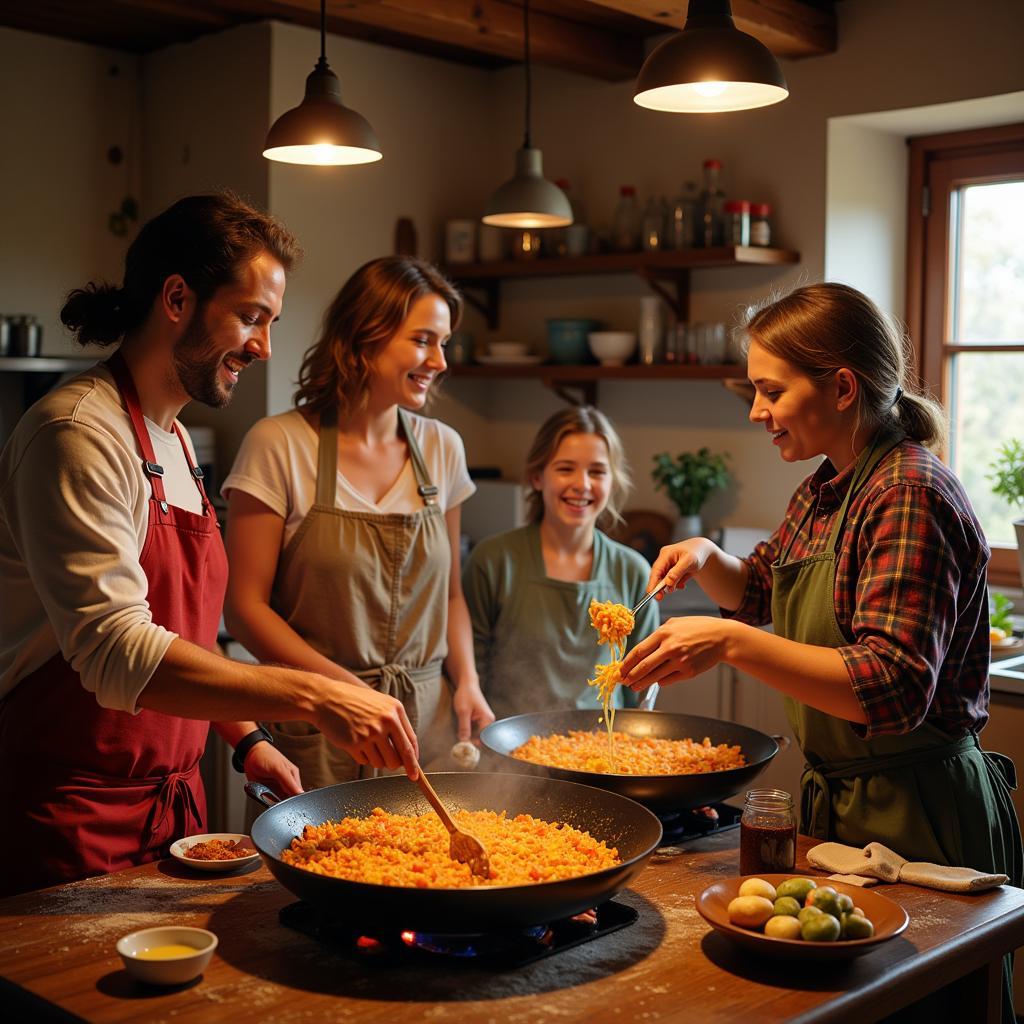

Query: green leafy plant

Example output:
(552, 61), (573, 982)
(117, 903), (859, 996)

(990, 592), (1014, 635)
(989, 439), (1024, 510)
(651, 448), (730, 517)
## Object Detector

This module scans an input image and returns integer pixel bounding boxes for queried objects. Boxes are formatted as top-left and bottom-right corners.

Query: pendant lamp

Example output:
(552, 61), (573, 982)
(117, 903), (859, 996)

(633, 0), (788, 114)
(482, 0), (571, 229)
(263, 0), (382, 166)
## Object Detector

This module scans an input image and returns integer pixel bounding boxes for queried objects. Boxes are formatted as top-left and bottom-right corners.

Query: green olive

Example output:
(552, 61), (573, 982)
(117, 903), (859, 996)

(797, 905), (824, 924)
(807, 889), (842, 919)
(842, 914), (875, 940)
(835, 892), (855, 914)
(801, 913), (841, 942)
(776, 877), (817, 903)
(772, 896), (802, 918)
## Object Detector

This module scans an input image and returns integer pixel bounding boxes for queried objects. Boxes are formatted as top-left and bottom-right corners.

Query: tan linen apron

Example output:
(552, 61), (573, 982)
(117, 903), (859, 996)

(260, 406), (455, 793)
(772, 430), (1021, 1023)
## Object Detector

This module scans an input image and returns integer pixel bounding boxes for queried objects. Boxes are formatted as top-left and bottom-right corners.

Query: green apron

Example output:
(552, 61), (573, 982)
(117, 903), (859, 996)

(772, 430), (1021, 1022)
(257, 407), (454, 796)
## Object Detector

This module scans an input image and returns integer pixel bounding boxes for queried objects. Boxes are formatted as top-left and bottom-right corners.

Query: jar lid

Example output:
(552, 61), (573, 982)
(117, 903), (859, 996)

(619, 185), (636, 195)
(723, 200), (751, 213)
(703, 158), (722, 169)
(750, 202), (772, 216)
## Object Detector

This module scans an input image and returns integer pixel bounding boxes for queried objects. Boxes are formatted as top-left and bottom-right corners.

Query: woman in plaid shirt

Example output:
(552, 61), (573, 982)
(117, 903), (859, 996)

(621, 284), (1021, 917)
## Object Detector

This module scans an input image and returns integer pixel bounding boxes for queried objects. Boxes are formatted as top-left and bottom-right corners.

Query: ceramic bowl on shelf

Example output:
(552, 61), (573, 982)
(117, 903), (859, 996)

(546, 318), (601, 364)
(117, 926), (218, 985)
(588, 331), (636, 366)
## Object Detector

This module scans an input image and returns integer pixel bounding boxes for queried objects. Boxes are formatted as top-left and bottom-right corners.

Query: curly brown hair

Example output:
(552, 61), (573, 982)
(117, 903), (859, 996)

(293, 256), (462, 418)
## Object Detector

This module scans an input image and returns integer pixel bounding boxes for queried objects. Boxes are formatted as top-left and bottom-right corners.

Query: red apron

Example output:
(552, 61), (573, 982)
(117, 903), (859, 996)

(0, 352), (228, 896)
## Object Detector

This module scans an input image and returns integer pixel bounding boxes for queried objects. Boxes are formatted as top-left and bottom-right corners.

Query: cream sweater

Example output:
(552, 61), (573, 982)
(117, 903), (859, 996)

(0, 364), (206, 712)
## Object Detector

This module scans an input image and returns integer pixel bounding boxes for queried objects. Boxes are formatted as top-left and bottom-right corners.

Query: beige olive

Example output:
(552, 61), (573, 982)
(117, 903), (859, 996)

(764, 915), (803, 940)
(727, 895), (775, 929)
(738, 877), (777, 901)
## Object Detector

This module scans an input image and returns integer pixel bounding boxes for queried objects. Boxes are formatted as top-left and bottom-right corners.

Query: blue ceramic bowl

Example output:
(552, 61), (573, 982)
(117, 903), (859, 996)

(546, 318), (602, 364)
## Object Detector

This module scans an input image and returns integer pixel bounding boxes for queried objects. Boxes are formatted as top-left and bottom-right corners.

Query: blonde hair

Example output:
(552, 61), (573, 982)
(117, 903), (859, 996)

(743, 282), (947, 451)
(293, 256), (462, 417)
(523, 406), (631, 529)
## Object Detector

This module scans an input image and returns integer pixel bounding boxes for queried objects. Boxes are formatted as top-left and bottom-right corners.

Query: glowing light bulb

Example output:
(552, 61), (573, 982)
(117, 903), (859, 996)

(694, 81), (728, 98)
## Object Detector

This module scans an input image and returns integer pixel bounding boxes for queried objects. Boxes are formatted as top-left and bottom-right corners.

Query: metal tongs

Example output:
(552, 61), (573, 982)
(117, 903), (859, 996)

(630, 580), (669, 712)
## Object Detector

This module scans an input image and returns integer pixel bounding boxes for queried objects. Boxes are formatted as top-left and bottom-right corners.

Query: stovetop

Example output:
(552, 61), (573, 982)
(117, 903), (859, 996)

(279, 898), (638, 968)
(656, 802), (742, 846)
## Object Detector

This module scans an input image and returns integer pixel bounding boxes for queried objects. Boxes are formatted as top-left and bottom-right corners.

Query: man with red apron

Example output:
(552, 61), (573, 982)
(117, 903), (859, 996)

(0, 193), (419, 897)
(0, 353), (225, 894)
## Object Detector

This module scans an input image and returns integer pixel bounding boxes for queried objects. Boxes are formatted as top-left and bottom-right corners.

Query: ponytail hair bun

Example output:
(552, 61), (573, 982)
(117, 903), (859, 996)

(60, 283), (129, 347)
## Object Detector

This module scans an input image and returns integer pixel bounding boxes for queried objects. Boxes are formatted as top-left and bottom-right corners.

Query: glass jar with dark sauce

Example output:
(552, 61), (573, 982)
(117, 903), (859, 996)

(740, 788), (796, 874)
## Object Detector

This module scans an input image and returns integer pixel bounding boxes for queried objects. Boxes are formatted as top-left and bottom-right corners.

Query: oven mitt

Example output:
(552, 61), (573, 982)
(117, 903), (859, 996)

(807, 841), (1008, 892)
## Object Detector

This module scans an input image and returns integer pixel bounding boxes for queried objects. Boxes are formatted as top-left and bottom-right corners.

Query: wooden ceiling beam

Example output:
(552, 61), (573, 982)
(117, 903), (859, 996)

(185, 0), (645, 80)
(582, 0), (837, 59)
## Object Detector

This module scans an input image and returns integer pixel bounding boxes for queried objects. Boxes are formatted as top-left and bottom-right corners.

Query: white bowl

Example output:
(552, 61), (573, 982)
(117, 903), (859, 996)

(117, 926), (217, 986)
(489, 341), (529, 358)
(588, 331), (637, 366)
(170, 833), (260, 873)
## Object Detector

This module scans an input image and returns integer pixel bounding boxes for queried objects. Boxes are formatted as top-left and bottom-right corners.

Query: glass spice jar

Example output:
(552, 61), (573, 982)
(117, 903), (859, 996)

(749, 202), (773, 247)
(740, 788), (796, 874)
(723, 199), (751, 246)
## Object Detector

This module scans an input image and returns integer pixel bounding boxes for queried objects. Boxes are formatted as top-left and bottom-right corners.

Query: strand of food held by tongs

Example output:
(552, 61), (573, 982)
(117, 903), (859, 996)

(587, 599), (636, 769)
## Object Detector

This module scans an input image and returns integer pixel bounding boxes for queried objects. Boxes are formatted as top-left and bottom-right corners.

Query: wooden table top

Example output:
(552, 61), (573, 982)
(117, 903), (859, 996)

(2, 832), (1023, 1023)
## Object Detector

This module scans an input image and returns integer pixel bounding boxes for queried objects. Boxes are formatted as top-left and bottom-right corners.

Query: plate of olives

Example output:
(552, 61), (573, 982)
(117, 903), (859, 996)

(696, 874), (909, 960)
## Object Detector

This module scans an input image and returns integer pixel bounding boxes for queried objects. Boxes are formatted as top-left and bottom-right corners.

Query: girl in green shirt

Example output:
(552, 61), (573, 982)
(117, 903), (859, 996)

(463, 406), (658, 722)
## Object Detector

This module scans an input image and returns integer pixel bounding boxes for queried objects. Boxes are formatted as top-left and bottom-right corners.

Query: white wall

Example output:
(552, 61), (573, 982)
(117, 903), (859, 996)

(140, 21), (273, 475)
(265, 21), (501, 416)
(431, 0), (1024, 527)
(0, 27), (138, 356)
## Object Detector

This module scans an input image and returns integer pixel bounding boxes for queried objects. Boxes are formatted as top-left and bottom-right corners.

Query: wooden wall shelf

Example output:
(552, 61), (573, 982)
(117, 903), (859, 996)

(441, 246), (800, 327)
(447, 361), (748, 405)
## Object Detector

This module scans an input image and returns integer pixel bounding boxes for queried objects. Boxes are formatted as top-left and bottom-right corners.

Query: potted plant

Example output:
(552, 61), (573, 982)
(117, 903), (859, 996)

(988, 438), (1024, 584)
(651, 447), (730, 541)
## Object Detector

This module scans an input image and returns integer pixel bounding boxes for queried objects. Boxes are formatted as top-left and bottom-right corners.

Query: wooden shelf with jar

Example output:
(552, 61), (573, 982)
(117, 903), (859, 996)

(446, 362), (755, 407)
(441, 245), (800, 327)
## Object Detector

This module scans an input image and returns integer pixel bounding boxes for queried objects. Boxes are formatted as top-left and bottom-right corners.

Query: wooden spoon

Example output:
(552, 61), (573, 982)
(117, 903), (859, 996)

(412, 764), (491, 880)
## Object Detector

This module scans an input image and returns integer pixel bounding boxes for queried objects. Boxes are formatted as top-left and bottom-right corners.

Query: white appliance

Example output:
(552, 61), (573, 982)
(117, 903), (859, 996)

(461, 479), (527, 548)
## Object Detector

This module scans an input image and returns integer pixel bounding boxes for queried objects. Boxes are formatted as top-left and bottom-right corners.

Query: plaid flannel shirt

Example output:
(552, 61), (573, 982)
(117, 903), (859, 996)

(726, 440), (991, 739)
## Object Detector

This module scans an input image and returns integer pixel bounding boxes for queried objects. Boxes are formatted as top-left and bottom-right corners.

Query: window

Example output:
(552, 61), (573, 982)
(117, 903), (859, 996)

(907, 123), (1024, 586)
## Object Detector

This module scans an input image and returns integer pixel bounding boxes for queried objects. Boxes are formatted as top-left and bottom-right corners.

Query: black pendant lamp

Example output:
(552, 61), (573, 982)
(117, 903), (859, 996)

(482, 0), (571, 229)
(634, 0), (788, 114)
(263, 0), (382, 166)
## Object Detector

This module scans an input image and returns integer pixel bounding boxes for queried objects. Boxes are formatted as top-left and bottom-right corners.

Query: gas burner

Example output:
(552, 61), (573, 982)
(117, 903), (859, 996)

(279, 899), (637, 967)
(656, 802), (741, 847)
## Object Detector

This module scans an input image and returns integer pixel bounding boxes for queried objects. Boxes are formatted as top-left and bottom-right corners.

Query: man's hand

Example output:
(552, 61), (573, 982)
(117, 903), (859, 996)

(453, 683), (495, 742)
(244, 742), (303, 798)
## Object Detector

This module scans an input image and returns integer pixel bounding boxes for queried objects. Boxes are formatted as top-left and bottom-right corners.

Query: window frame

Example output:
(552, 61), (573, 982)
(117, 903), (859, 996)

(906, 121), (1024, 587)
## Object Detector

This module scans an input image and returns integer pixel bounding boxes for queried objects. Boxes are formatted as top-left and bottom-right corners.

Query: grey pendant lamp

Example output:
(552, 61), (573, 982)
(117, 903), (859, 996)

(634, 0), (788, 114)
(482, 0), (571, 229)
(263, 0), (382, 166)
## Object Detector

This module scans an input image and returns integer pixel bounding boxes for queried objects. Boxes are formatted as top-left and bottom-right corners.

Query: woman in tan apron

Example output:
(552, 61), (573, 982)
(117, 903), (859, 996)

(222, 256), (494, 802)
(621, 284), (1021, 1021)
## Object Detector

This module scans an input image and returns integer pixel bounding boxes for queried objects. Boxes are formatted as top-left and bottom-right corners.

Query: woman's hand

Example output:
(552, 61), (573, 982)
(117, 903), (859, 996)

(244, 742), (304, 798)
(620, 616), (735, 690)
(646, 537), (716, 595)
(453, 682), (496, 742)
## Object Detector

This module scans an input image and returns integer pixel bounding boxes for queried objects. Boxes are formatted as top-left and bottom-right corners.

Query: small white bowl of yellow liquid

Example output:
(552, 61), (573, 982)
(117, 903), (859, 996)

(116, 926), (217, 985)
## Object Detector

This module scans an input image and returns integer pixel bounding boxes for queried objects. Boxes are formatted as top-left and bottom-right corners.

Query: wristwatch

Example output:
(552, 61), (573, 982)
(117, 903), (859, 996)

(232, 725), (274, 773)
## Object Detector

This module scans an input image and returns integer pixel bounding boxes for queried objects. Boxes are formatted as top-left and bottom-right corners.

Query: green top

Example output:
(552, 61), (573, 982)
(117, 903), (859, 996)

(463, 523), (659, 722)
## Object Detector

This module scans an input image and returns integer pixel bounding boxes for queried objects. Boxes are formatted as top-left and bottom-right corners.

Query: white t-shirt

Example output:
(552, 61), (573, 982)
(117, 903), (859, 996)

(0, 364), (208, 711)
(223, 409), (476, 546)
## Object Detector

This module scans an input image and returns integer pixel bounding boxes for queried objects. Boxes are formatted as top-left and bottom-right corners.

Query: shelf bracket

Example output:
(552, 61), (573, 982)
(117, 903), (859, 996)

(544, 377), (597, 407)
(639, 268), (690, 323)
(456, 279), (500, 330)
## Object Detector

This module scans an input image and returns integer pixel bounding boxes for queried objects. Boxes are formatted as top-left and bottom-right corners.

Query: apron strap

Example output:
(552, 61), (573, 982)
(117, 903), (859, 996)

(353, 660), (444, 734)
(106, 350), (210, 512)
(316, 406), (339, 506)
(397, 408), (439, 507)
(801, 733), (977, 839)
